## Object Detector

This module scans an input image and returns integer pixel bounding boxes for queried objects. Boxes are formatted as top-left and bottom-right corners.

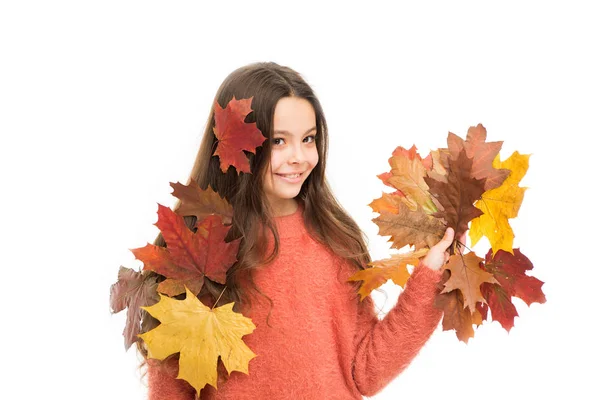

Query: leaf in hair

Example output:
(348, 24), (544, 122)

(131, 204), (240, 296)
(170, 180), (233, 225)
(212, 96), (266, 174)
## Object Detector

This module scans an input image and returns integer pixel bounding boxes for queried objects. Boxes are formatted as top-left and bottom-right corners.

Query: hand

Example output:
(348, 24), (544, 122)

(422, 227), (467, 271)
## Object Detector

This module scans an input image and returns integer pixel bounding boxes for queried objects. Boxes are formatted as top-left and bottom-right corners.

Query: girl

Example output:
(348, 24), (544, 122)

(139, 61), (455, 399)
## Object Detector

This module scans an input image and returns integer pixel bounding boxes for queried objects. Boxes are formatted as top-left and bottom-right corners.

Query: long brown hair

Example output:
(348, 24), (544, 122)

(137, 61), (371, 361)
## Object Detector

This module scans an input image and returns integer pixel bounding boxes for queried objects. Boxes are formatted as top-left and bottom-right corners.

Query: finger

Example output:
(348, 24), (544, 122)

(436, 227), (454, 251)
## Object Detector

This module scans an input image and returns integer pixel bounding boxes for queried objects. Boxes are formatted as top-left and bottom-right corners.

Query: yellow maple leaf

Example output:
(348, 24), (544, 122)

(139, 287), (256, 394)
(348, 248), (428, 300)
(469, 151), (529, 255)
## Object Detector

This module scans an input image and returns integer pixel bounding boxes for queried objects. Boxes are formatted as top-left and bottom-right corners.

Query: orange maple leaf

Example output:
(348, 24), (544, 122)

(441, 252), (499, 312)
(348, 248), (428, 300)
(434, 270), (483, 343)
(213, 96), (266, 174)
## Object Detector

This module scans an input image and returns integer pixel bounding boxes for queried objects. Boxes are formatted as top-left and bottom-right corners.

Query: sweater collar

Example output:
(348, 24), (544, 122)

(274, 201), (305, 239)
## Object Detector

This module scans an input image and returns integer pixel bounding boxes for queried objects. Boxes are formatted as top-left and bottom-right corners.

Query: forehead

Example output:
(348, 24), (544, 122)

(273, 97), (316, 134)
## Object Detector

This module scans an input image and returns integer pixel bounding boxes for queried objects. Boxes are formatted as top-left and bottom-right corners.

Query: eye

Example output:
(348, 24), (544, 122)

(272, 138), (284, 146)
(304, 135), (316, 143)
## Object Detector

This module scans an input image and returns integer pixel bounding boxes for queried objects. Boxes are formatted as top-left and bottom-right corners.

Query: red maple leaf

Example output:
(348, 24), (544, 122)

(212, 96), (266, 174)
(480, 281), (519, 331)
(131, 204), (240, 296)
(483, 248), (546, 306)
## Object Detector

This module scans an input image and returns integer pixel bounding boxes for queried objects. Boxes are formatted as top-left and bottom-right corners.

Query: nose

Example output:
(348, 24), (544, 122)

(288, 143), (307, 164)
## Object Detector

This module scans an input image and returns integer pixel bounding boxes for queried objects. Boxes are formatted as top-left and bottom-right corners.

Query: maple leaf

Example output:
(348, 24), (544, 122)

(377, 145), (437, 213)
(348, 248), (428, 300)
(434, 271), (482, 343)
(480, 282), (519, 331)
(483, 248), (546, 306)
(139, 287), (256, 394)
(425, 149), (487, 241)
(387, 152), (437, 213)
(372, 202), (446, 250)
(367, 125), (543, 342)
(446, 124), (510, 191)
(441, 252), (499, 312)
(368, 192), (406, 215)
(427, 149), (448, 183)
(212, 96), (266, 174)
(470, 151), (530, 255)
(131, 205), (240, 296)
(170, 180), (233, 225)
(109, 266), (159, 350)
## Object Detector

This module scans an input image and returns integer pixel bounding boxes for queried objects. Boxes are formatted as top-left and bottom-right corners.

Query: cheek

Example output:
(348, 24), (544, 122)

(309, 148), (319, 169)
(269, 151), (284, 171)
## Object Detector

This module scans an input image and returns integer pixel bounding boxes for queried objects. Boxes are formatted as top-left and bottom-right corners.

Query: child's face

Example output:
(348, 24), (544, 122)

(263, 96), (319, 214)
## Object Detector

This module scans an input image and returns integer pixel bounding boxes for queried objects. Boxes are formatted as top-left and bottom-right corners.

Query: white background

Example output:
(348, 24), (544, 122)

(2, 1), (598, 399)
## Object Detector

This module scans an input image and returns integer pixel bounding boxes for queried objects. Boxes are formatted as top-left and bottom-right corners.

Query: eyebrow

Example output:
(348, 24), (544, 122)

(273, 126), (317, 136)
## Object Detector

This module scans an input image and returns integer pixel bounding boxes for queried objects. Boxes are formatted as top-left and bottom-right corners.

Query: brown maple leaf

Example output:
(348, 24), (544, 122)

(425, 149), (487, 241)
(372, 202), (446, 250)
(441, 252), (499, 312)
(446, 124), (510, 191)
(109, 266), (159, 350)
(213, 96), (266, 174)
(434, 270), (482, 343)
(170, 180), (233, 224)
(131, 205), (240, 296)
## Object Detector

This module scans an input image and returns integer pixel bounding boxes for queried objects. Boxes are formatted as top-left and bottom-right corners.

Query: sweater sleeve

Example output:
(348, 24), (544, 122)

(147, 357), (196, 400)
(352, 262), (443, 397)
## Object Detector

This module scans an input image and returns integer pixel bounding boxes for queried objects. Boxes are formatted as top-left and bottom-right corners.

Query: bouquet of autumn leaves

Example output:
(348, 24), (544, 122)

(348, 123), (546, 342)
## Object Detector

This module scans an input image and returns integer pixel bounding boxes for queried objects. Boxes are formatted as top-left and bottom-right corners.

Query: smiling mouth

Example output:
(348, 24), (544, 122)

(276, 173), (302, 179)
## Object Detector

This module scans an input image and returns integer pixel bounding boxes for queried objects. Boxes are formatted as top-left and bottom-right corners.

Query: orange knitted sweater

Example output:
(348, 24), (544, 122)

(146, 203), (443, 399)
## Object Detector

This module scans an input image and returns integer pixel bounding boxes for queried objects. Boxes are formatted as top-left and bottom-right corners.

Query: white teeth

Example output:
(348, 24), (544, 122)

(280, 173), (300, 178)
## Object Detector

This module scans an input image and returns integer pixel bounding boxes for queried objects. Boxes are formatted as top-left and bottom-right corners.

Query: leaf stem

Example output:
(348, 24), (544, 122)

(212, 285), (227, 310)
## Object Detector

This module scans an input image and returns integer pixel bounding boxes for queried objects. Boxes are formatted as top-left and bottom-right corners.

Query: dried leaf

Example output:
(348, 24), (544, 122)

(441, 252), (499, 312)
(425, 149), (487, 240)
(348, 248), (428, 300)
(483, 248), (546, 306)
(132, 205), (240, 296)
(139, 287), (256, 394)
(378, 146), (437, 213)
(171, 180), (233, 225)
(109, 266), (159, 350)
(447, 124), (510, 191)
(213, 96), (266, 174)
(434, 271), (481, 343)
(470, 151), (529, 255)
(372, 203), (446, 250)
